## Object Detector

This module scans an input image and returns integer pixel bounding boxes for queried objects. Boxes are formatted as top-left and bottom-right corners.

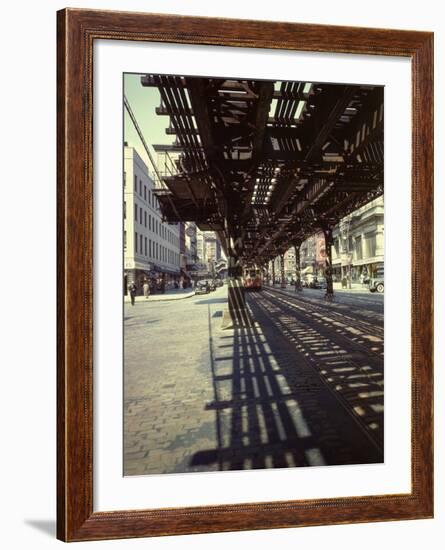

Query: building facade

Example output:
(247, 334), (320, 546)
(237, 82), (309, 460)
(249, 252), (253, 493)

(124, 147), (181, 294)
(300, 232), (326, 277)
(331, 196), (384, 282)
(183, 222), (198, 268)
(196, 228), (206, 264)
(279, 196), (384, 284)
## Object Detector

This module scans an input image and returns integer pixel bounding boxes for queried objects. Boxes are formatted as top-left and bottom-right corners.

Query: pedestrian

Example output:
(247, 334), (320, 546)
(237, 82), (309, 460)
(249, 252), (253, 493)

(143, 280), (150, 299)
(128, 281), (137, 306)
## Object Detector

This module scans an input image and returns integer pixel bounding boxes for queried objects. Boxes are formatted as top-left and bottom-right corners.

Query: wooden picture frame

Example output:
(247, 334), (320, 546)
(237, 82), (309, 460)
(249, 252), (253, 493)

(57, 8), (434, 542)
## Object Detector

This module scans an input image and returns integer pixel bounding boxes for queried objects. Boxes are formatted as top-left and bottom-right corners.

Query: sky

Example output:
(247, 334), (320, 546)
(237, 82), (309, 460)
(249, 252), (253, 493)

(123, 73), (175, 173)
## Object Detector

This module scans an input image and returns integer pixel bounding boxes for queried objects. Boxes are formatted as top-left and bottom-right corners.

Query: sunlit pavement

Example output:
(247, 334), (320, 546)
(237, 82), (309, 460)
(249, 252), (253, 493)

(124, 285), (383, 475)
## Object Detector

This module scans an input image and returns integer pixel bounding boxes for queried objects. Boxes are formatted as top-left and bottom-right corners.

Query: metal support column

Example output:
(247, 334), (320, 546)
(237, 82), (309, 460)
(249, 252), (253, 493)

(271, 259), (276, 286)
(280, 254), (286, 288)
(294, 244), (303, 292)
(322, 226), (334, 299)
(221, 230), (253, 329)
(227, 257), (247, 322)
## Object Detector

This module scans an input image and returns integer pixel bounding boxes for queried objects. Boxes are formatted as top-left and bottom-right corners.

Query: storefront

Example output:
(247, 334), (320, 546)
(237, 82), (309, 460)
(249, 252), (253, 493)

(124, 263), (181, 295)
(124, 267), (154, 295)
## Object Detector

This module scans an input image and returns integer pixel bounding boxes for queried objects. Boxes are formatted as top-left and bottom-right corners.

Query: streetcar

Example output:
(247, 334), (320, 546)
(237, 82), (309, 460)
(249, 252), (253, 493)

(243, 268), (262, 291)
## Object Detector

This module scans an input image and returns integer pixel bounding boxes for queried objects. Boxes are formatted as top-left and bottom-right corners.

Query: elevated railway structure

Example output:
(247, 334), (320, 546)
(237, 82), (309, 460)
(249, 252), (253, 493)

(140, 75), (384, 324)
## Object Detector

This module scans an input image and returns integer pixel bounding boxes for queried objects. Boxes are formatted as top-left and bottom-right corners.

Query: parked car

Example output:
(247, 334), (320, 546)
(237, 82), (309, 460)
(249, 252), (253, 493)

(316, 276), (327, 289)
(309, 276), (323, 289)
(208, 280), (217, 291)
(369, 267), (384, 293)
(195, 280), (211, 294)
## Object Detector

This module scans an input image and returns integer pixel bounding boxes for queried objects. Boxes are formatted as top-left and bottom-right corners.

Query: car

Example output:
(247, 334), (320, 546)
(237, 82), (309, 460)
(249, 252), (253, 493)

(316, 276), (327, 289)
(309, 277), (323, 289)
(214, 279), (224, 287)
(368, 267), (384, 293)
(195, 280), (211, 294)
(208, 280), (217, 291)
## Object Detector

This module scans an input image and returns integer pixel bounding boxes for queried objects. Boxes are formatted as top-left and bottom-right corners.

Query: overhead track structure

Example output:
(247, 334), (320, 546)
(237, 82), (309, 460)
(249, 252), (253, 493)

(141, 74), (383, 315)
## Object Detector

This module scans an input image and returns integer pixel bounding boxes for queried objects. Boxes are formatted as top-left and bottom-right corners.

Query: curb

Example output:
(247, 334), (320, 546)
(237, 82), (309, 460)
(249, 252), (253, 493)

(124, 292), (196, 304)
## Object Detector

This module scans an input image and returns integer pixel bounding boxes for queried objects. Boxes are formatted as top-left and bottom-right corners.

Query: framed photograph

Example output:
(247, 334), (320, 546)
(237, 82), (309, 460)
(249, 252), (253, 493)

(57, 8), (433, 542)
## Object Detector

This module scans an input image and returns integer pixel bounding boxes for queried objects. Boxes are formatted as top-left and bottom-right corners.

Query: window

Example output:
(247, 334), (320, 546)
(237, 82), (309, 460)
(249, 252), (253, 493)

(355, 235), (363, 260)
(149, 215), (151, 231)
(123, 171), (126, 187)
(149, 239), (152, 257)
(148, 190), (151, 205)
(123, 201), (126, 220)
(134, 203), (138, 222)
(364, 232), (376, 258)
(123, 230), (127, 251)
(144, 211), (147, 227)
(144, 237), (147, 256)
(139, 179), (142, 196)
(134, 175), (137, 192)
(134, 232), (138, 253)
(140, 207), (142, 225)
(156, 242), (159, 260)
(140, 234), (143, 255)
(334, 238), (339, 256)
(144, 185), (147, 201)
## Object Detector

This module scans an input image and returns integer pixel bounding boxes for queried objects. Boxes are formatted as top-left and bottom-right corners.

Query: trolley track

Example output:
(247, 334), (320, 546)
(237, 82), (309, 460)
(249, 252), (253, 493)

(247, 290), (384, 453)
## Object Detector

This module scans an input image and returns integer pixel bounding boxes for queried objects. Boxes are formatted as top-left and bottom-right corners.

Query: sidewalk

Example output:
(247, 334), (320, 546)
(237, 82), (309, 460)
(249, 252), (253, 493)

(265, 282), (375, 295)
(333, 282), (375, 294)
(124, 288), (195, 303)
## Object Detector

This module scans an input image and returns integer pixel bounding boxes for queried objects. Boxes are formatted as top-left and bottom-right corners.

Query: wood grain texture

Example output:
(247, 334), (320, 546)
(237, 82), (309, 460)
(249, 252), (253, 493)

(57, 8), (434, 542)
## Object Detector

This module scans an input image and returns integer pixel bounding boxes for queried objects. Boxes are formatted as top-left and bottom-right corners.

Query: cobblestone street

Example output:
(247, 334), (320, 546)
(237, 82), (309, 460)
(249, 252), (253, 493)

(124, 286), (384, 475)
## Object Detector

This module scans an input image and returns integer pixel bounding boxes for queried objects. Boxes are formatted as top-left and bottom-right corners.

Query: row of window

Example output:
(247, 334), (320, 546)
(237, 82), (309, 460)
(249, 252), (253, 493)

(124, 201), (179, 247)
(333, 233), (377, 260)
(124, 231), (179, 265)
(124, 171), (160, 210)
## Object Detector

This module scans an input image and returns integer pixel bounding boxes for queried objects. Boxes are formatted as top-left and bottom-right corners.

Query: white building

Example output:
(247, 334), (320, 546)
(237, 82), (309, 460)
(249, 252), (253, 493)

(332, 196), (384, 281)
(124, 147), (181, 293)
(277, 196), (384, 283)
